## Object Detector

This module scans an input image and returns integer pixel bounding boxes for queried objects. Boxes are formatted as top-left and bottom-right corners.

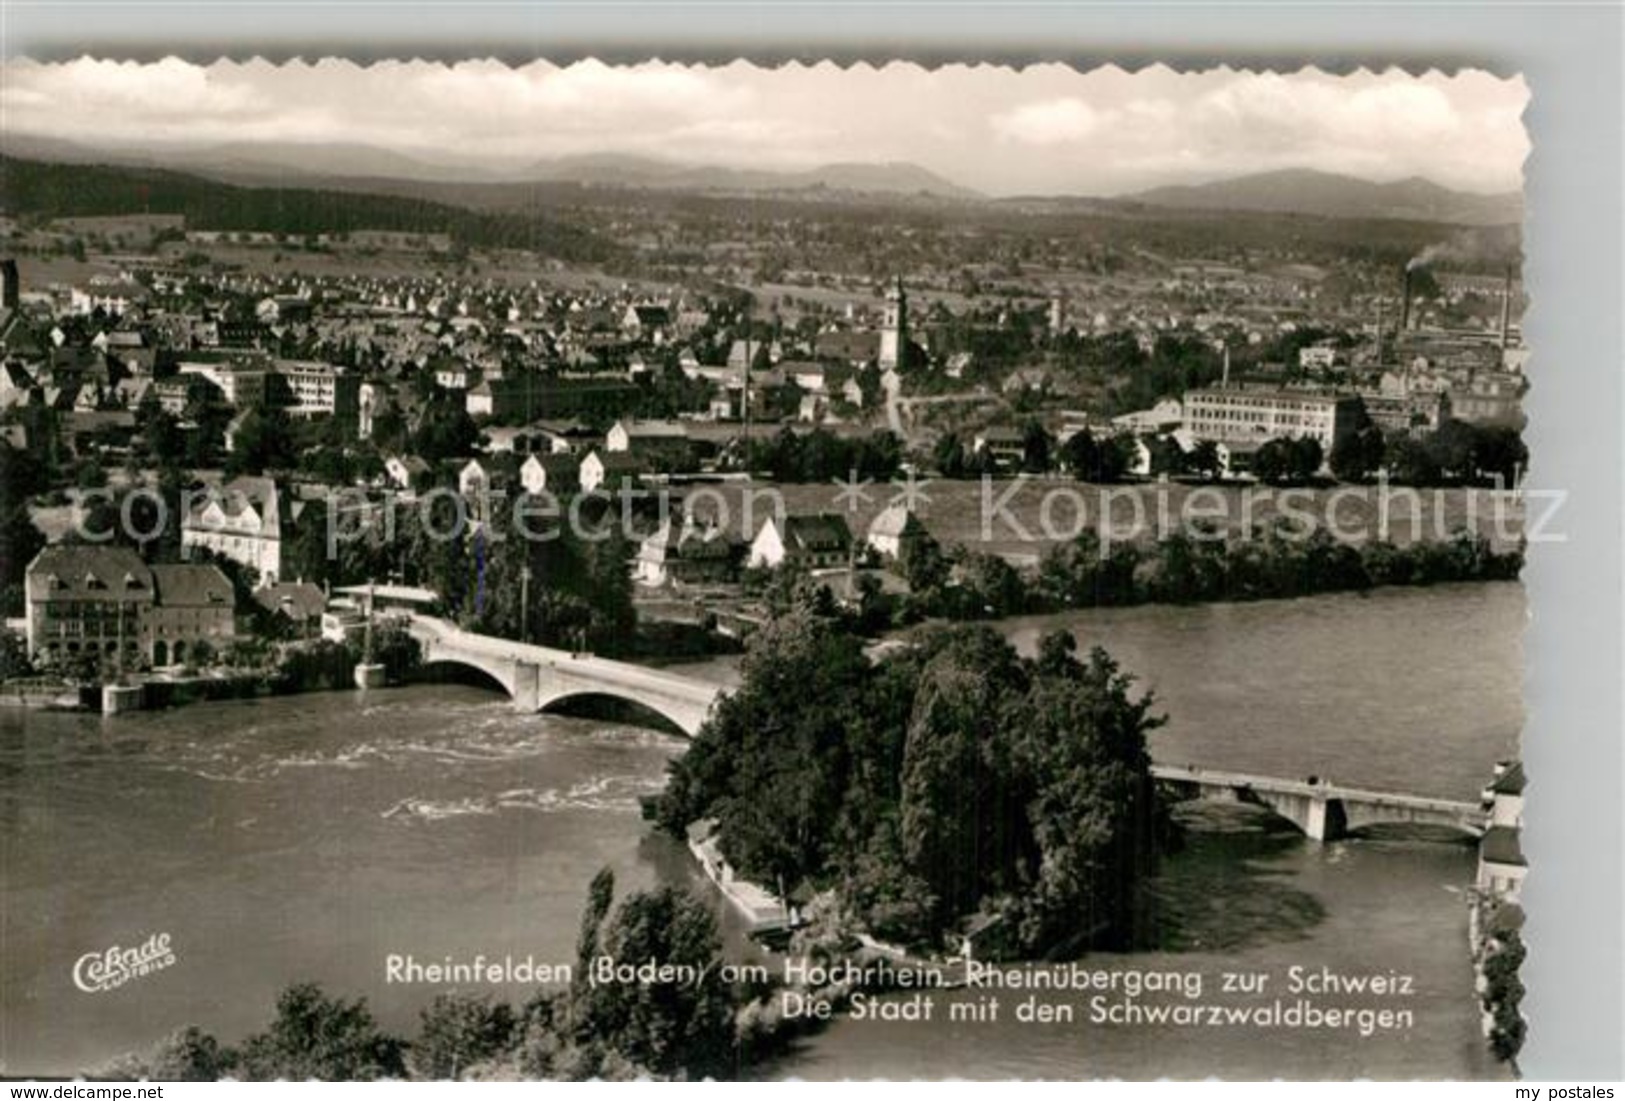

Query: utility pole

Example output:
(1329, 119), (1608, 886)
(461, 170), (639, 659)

(357, 579), (376, 669)
(740, 301), (752, 473)
(519, 563), (532, 643)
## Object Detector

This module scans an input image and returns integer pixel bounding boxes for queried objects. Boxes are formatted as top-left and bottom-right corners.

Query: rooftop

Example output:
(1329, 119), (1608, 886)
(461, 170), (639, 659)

(1480, 825), (1525, 868)
(150, 563), (235, 608)
(332, 583), (440, 606)
(777, 513), (853, 552)
(26, 545), (153, 603)
(1489, 760), (1526, 797)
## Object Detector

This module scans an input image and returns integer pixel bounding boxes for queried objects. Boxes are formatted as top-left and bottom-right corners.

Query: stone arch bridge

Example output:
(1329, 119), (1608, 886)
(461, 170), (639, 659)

(1153, 764), (1484, 842)
(405, 615), (724, 737)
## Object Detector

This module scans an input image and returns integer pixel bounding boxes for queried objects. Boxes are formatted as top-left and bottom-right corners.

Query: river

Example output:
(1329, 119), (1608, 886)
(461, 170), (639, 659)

(0, 583), (1522, 1079)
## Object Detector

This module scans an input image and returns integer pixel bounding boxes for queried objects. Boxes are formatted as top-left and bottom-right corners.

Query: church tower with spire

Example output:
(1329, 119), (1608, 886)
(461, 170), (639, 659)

(879, 276), (908, 371)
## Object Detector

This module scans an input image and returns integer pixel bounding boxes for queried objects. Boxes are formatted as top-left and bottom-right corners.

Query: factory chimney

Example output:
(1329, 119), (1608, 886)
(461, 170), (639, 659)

(1221, 345), (1231, 387)
(1498, 264), (1515, 350)
(1398, 265), (1413, 334)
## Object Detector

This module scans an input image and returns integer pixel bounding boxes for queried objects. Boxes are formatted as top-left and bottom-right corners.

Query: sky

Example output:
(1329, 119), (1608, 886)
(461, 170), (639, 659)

(0, 59), (1530, 197)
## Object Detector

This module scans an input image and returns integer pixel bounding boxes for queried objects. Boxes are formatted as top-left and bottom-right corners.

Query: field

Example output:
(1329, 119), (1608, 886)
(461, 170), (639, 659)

(677, 477), (1527, 561)
(12, 254), (131, 288)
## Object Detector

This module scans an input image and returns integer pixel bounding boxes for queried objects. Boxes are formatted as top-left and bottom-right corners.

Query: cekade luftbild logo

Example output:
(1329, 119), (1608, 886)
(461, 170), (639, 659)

(72, 933), (176, 994)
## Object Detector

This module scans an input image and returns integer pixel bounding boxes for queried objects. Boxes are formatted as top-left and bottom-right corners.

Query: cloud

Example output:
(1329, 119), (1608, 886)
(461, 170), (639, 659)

(0, 59), (1528, 197)
(991, 97), (1103, 145)
(4, 56), (265, 124)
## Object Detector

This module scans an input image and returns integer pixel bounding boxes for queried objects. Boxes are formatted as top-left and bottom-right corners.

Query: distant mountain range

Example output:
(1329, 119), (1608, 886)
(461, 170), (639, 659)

(1122, 168), (1522, 227)
(0, 155), (621, 263)
(0, 133), (1521, 225)
(0, 134), (979, 201)
(517, 153), (982, 199)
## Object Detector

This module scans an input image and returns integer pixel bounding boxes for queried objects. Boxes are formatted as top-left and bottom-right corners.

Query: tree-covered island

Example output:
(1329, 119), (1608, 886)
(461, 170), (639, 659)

(650, 591), (1173, 958)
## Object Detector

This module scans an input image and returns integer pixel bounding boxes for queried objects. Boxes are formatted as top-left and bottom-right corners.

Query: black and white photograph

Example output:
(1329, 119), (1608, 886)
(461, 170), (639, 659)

(0, 50), (1556, 1082)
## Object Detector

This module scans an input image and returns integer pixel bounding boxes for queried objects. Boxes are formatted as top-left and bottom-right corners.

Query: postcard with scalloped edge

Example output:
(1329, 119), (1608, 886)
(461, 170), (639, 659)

(0, 59), (1530, 1081)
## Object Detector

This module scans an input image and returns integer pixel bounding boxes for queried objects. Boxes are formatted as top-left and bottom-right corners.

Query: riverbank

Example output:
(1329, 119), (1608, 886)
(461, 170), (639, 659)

(886, 525), (1521, 630)
(0, 679), (94, 710)
(5, 629), (425, 717)
(0, 673), (293, 715)
(748, 801), (1507, 1082)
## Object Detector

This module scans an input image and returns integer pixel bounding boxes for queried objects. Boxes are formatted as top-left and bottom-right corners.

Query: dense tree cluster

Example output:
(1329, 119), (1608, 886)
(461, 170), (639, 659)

(1328, 424), (1387, 482)
(1384, 419), (1528, 487)
(0, 156), (619, 263)
(888, 525), (1521, 625)
(933, 426), (1139, 482)
(118, 874), (740, 1081)
(542, 872), (737, 1078)
(1056, 428), (1136, 482)
(333, 494), (638, 656)
(1482, 928), (1527, 1064)
(0, 441), (46, 615)
(1105, 335), (1226, 415)
(933, 416), (1525, 491)
(1251, 437), (1324, 485)
(652, 605), (1167, 955)
(746, 427), (904, 483)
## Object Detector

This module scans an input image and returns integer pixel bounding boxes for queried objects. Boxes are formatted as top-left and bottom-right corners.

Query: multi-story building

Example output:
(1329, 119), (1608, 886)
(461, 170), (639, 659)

(273, 359), (360, 421)
(748, 513), (853, 570)
(25, 546), (152, 670)
(1477, 760), (1526, 904)
(635, 519), (737, 587)
(1297, 344), (1340, 371)
(177, 352), (274, 408)
(24, 545), (237, 670)
(1109, 399), (1184, 436)
(465, 376), (638, 422)
(181, 476), (291, 584)
(144, 564), (240, 666)
(972, 426), (1026, 468)
(69, 279), (150, 317)
(1183, 385), (1364, 454)
(1448, 372), (1526, 428)
(151, 377), (195, 415)
(1359, 389), (1451, 437)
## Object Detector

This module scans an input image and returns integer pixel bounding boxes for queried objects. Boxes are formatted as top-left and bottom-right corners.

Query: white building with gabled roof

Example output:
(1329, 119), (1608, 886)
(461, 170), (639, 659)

(180, 475), (290, 584)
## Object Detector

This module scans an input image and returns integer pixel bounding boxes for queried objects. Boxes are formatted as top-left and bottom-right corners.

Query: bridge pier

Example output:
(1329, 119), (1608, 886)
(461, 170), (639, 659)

(1301, 796), (1348, 842)
(511, 660), (541, 712)
(1252, 790), (1348, 842)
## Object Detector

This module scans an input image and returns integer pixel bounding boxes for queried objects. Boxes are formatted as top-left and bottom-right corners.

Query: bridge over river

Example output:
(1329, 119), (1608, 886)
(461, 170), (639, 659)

(1151, 764), (1484, 841)
(405, 615), (722, 737)
(405, 616), (1484, 841)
